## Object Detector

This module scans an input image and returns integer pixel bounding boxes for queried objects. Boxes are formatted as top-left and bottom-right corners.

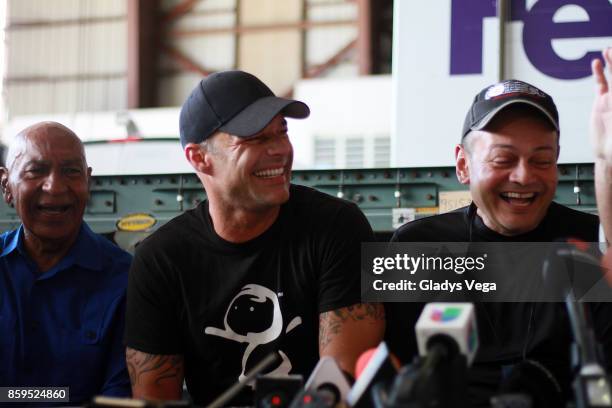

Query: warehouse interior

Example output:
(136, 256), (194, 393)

(0, 0), (397, 171)
(0, 0), (606, 235)
(1, 1), (612, 407)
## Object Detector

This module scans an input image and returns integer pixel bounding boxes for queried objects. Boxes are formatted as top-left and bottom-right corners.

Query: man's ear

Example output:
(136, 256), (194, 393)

(0, 167), (13, 204)
(85, 166), (93, 195)
(184, 143), (212, 174)
(455, 144), (470, 185)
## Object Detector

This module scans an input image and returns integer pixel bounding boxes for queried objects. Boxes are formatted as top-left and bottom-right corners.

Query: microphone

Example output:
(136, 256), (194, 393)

(207, 353), (280, 408)
(541, 239), (612, 408)
(355, 349), (377, 380)
(288, 357), (354, 408)
(415, 303), (478, 366)
(374, 303), (477, 408)
(303, 357), (351, 406)
(255, 374), (304, 408)
(541, 238), (605, 301)
(288, 389), (337, 408)
(541, 239), (605, 371)
(346, 342), (399, 408)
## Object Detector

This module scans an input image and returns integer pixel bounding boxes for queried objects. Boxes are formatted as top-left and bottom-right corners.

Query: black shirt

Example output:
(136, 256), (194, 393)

(386, 202), (612, 407)
(125, 185), (374, 405)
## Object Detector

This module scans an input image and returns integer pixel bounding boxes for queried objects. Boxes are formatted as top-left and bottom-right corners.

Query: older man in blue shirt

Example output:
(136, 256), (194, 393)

(0, 122), (131, 404)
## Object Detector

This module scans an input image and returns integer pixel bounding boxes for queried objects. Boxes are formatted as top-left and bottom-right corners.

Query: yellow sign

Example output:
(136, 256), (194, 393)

(438, 191), (472, 213)
(116, 213), (157, 232)
(415, 207), (439, 214)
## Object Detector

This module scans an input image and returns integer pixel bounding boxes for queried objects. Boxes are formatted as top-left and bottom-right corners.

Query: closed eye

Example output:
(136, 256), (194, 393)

(533, 160), (554, 168)
(24, 167), (46, 176)
(63, 167), (82, 175)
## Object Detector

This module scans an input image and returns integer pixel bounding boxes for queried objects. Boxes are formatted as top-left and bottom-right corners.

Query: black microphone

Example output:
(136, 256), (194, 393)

(373, 303), (478, 408)
(255, 374), (304, 408)
(541, 239), (612, 408)
(302, 357), (351, 407)
(288, 389), (336, 408)
(542, 239), (605, 301)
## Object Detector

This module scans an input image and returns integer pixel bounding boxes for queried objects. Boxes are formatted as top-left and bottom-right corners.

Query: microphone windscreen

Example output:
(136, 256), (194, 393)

(355, 348), (401, 380)
(347, 342), (398, 408)
(415, 303), (478, 365)
(355, 349), (377, 379)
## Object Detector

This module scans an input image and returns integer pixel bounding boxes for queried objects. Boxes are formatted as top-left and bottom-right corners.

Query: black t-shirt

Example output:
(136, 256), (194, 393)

(386, 202), (612, 407)
(125, 184), (374, 405)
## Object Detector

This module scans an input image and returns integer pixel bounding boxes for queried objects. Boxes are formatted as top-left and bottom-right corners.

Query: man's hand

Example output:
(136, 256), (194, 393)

(126, 347), (184, 400)
(591, 48), (612, 164)
(592, 48), (612, 243)
(319, 303), (385, 377)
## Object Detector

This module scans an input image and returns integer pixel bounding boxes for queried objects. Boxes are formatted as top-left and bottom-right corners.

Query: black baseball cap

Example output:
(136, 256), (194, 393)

(179, 70), (310, 147)
(462, 79), (559, 140)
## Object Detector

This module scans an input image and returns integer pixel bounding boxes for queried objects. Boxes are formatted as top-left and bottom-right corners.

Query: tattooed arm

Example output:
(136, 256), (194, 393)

(126, 347), (184, 400)
(319, 303), (385, 376)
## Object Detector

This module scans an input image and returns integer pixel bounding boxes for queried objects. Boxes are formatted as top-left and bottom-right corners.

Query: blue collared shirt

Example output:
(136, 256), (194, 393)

(0, 223), (132, 404)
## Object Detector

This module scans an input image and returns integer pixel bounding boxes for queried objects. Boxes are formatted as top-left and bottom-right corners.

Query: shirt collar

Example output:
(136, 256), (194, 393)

(0, 224), (23, 257)
(0, 222), (103, 271)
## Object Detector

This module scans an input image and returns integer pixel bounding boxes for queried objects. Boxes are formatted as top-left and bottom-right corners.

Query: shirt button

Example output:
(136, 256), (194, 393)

(30, 321), (39, 331)
(85, 330), (96, 340)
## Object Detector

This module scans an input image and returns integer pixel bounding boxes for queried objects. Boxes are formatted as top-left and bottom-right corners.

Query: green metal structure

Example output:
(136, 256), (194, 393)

(0, 163), (596, 246)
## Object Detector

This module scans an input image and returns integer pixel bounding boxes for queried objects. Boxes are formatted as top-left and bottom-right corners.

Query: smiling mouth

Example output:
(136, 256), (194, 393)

(37, 204), (71, 214)
(500, 192), (537, 206)
(253, 167), (285, 178)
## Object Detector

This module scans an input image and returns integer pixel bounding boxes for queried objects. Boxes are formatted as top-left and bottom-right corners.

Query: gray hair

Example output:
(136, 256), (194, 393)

(5, 121), (85, 170)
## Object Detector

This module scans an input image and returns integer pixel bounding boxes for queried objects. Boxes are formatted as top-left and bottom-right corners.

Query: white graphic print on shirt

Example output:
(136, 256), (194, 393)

(205, 284), (303, 382)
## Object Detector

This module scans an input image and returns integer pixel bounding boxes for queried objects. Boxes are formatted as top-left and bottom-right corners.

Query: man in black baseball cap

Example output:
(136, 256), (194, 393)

(462, 79), (559, 140)
(455, 79), (562, 237)
(179, 70), (310, 147)
(387, 78), (612, 406)
(125, 70), (384, 405)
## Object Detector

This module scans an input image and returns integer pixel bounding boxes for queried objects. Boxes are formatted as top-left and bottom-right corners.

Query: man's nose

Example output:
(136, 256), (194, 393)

(509, 161), (536, 185)
(42, 171), (68, 194)
(267, 136), (292, 156)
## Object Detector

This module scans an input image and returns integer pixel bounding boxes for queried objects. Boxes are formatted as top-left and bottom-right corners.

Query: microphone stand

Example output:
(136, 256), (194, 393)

(566, 294), (612, 408)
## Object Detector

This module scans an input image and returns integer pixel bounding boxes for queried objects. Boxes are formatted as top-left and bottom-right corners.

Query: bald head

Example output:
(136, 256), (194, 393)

(6, 122), (86, 171)
(0, 121), (92, 254)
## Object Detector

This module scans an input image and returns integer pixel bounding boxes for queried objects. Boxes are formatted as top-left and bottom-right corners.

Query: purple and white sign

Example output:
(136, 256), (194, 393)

(451, 0), (612, 79)
(392, 0), (612, 167)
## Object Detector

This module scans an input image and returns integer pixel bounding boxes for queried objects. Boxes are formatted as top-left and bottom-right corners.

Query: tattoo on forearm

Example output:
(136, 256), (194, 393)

(319, 303), (385, 350)
(126, 348), (184, 387)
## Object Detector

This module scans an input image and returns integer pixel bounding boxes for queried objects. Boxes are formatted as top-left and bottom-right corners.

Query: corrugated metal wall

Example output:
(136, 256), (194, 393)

(5, 0), (127, 117)
(159, 0), (238, 106)
(306, 0), (357, 76)
(159, 0), (360, 106)
(4, 0), (362, 117)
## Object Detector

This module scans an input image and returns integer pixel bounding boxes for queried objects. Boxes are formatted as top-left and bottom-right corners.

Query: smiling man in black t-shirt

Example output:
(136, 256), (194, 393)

(387, 79), (612, 407)
(124, 71), (384, 405)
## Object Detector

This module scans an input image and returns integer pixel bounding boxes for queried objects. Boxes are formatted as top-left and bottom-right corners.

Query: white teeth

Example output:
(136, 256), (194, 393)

(254, 168), (284, 177)
(39, 205), (69, 213)
(502, 192), (535, 199)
